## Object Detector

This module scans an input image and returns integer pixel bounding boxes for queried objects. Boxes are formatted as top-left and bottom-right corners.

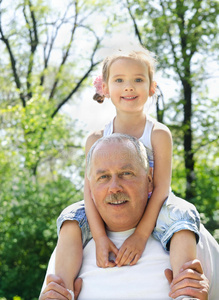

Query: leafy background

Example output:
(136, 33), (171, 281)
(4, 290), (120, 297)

(0, 0), (218, 299)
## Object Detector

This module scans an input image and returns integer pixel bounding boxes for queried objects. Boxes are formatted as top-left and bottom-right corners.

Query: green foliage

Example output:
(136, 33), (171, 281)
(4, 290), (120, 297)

(125, 0), (219, 237)
(0, 172), (83, 299)
(0, 0), (100, 297)
(0, 90), (85, 299)
(0, 0), (218, 298)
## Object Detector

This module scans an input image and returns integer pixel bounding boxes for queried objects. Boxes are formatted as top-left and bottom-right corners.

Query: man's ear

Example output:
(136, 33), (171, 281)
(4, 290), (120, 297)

(102, 82), (110, 98)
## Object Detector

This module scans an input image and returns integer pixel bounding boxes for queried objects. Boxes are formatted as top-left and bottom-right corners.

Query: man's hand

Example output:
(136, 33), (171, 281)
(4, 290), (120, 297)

(95, 235), (119, 267)
(39, 274), (82, 300)
(115, 232), (147, 267)
(165, 259), (209, 300)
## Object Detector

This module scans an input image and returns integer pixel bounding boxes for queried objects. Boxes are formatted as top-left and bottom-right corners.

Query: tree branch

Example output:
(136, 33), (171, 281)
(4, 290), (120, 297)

(40, 8), (70, 86)
(51, 36), (102, 119)
(159, 0), (183, 82)
(0, 1), (26, 107)
(194, 137), (219, 153)
(125, 0), (143, 45)
(23, 0), (39, 99)
(51, 60), (100, 119)
(49, 1), (79, 100)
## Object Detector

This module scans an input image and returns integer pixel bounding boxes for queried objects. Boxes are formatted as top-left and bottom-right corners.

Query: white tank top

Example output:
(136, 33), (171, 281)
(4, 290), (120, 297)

(103, 115), (156, 168)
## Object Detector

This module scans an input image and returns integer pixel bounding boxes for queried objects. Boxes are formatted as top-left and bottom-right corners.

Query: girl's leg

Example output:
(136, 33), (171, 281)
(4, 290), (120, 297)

(55, 220), (83, 291)
(170, 230), (196, 278)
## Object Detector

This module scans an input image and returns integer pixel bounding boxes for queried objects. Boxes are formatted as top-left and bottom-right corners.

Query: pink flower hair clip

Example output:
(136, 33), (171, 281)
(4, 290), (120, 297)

(93, 75), (105, 103)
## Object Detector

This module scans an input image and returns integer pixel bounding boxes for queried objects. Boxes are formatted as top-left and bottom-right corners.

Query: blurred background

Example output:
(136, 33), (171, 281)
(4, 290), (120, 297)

(0, 0), (218, 299)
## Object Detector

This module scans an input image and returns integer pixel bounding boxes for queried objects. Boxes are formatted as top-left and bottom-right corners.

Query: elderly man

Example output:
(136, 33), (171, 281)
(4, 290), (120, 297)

(40, 134), (219, 300)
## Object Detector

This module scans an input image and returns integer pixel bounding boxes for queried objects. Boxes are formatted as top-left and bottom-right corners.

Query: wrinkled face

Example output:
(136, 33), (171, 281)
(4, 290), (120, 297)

(103, 58), (151, 114)
(89, 140), (153, 232)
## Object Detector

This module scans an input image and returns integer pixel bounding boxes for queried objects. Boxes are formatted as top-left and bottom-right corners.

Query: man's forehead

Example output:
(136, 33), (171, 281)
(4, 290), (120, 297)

(95, 139), (136, 154)
(95, 163), (136, 175)
(90, 140), (142, 175)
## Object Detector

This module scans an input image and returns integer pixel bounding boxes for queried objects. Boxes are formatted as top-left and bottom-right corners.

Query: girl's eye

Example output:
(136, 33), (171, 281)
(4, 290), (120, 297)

(135, 78), (143, 82)
(115, 78), (123, 83)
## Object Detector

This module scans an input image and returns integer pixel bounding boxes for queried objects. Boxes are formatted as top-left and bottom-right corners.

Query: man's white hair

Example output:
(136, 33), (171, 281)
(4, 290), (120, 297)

(86, 133), (149, 180)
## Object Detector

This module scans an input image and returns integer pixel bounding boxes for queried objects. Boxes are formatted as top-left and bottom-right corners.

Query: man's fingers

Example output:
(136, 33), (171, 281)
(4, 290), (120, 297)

(164, 268), (173, 285)
(74, 277), (83, 300)
(180, 259), (203, 274)
(171, 268), (202, 288)
(170, 286), (208, 299)
(164, 260), (209, 300)
(169, 268), (209, 299)
(41, 281), (71, 300)
(46, 274), (65, 287)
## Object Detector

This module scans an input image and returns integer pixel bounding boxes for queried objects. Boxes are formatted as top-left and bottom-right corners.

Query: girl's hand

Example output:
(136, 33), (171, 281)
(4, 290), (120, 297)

(95, 235), (119, 268)
(115, 232), (148, 267)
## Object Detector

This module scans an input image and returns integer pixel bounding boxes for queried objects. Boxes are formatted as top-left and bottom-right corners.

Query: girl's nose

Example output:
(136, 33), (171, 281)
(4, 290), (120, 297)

(124, 82), (134, 91)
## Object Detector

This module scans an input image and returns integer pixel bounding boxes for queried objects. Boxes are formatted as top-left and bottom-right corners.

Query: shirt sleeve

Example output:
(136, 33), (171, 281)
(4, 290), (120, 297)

(153, 192), (200, 251)
(197, 224), (219, 300)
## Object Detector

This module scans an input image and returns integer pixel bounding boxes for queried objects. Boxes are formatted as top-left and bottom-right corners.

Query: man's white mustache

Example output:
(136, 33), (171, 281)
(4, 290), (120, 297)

(105, 192), (130, 203)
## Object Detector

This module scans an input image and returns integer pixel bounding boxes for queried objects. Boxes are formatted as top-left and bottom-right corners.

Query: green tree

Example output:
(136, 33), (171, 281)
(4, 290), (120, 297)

(124, 0), (219, 235)
(0, 0), (110, 298)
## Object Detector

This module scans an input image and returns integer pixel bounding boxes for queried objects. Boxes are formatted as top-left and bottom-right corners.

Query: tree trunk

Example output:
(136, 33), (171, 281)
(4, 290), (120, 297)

(182, 79), (196, 201)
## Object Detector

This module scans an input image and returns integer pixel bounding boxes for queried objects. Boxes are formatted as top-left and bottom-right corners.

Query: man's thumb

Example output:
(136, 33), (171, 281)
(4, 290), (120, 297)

(164, 268), (173, 285)
(74, 277), (82, 300)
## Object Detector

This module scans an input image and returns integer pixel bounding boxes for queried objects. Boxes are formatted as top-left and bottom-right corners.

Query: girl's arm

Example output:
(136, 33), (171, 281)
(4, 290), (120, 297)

(84, 133), (118, 267)
(55, 220), (83, 291)
(116, 122), (172, 266)
(136, 123), (197, 278)
(134, 122), (172, 238)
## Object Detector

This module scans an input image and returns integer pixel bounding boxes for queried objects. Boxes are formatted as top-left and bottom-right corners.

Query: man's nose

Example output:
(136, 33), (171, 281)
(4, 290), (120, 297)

(108, 176), (122, 193)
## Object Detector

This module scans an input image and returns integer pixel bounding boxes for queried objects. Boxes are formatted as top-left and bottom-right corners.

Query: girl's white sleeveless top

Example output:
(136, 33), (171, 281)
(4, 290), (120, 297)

(103, 115), (156, 168)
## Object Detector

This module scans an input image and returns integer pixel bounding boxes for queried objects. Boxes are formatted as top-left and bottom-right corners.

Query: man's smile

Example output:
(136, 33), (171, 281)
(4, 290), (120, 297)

(107, 200), (128, 205)
(105, 193), (130, 205)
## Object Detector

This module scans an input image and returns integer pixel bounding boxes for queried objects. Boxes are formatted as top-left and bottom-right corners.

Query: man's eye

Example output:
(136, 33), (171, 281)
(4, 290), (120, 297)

(121, 172), (133, 177)
(98, 175), (108, 181)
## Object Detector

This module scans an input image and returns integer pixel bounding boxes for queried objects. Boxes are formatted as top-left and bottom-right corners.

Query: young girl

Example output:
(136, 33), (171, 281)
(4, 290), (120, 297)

(55, 46), (200, 298)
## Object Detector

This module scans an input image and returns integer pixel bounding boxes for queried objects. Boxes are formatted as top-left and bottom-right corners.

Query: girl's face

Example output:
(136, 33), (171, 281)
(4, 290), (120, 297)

(103, 58), (151, 114)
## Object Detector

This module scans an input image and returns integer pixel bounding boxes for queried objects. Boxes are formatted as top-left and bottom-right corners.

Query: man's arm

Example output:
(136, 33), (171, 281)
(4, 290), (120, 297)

(165, 259), (209, 300)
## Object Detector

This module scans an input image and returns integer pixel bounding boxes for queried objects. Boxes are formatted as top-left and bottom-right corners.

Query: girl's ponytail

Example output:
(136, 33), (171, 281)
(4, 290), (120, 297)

(93, 93), (105, 103)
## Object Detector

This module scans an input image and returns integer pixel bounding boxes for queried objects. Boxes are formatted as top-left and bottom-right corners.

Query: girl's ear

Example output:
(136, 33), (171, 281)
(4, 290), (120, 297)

(149, 81), (157, 96)
(102, 82), (110, 98)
